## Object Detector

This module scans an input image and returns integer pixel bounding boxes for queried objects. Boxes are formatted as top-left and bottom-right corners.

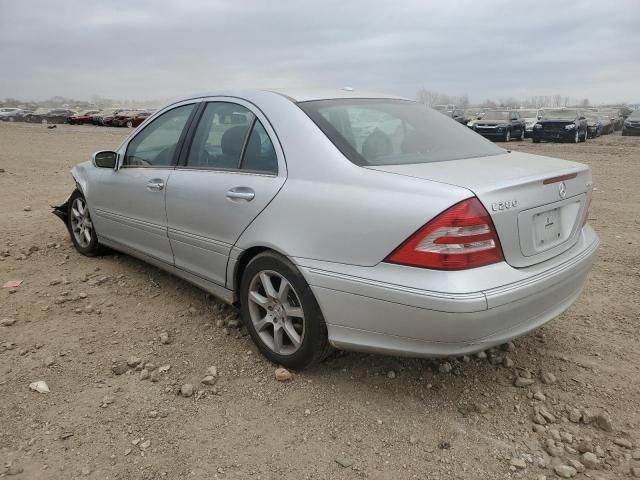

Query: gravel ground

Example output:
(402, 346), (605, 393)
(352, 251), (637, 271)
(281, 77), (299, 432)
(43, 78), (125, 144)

(1, 123), (639, 480)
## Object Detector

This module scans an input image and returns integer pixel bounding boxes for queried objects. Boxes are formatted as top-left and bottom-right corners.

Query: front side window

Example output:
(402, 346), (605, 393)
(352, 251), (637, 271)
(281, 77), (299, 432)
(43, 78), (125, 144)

(299, 99), (503, 166)
(124, 104), (195, 167)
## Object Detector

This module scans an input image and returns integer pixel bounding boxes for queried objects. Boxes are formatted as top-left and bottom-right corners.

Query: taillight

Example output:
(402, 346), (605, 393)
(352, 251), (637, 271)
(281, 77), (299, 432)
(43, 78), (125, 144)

(384, 197), (504, 270)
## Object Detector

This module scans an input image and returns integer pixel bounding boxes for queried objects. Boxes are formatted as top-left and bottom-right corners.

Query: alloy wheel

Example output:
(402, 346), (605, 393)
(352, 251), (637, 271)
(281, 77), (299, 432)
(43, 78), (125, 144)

(505, 130), (510, 142)
(126, 121), (133, 128)
(574, 130), (579, 143)
(247, 270), (305, 355)
(70, 197), (93, 248)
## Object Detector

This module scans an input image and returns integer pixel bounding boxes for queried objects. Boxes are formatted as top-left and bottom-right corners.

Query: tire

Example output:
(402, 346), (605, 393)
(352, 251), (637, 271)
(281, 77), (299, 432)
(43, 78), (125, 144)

(504, 129), (511, 142)
(533, 138), (540, 143)
(67, 190), (106, 256)
(239, 251), (331, 370)
(582, 128), (587, 142)
(573, 130), (579, 143)
(519, 127), (525, 141)
(126, 121), (133, 128)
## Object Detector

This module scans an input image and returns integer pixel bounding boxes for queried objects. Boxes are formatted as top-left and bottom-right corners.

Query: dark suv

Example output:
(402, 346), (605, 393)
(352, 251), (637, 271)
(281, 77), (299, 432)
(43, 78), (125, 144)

(472, 110), (525, 142)
(532, 109), (588, 143)
(622, 109), (640, 136)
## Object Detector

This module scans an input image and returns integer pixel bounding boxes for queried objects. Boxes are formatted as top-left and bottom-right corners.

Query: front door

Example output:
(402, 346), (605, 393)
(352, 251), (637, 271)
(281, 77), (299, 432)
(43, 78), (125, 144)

(165, 100), (286, 286)
(90, 102), (197, 264)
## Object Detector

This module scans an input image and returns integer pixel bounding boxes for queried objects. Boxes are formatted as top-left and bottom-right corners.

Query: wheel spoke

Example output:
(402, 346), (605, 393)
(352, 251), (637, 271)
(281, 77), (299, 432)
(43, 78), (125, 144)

(277, 280), (290, 302)
(83, 229), (91, 243)
(272, 325), (284, 354)
(259, 272), (277, 299)
(249, 290), (269, 308)
(283, 319), (301, 348)
(253, 316), (272, 332)
(284, 305), (304, 318)
(71, 207), (81, 219)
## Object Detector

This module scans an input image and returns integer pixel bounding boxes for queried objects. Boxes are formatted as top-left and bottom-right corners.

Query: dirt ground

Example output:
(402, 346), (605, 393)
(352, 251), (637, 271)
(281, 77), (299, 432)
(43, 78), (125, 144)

(1, 122), (639, 480)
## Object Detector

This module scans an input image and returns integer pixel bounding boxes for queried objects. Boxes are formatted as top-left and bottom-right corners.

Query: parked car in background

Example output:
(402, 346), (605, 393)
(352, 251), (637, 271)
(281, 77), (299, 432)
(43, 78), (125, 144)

(599, 110), (623, 131)
(101, 110), (124, 126)
(462, 107), (485, 127)
(68, 110), (100, 125)
(472, 109), (526, 142)
(584, 113), (604, 138)
(52, 89), (598, 369)
(432, 105), (465, 123)
(25, 108), (76, 124)
(111, 110), (153, 127)
(518, 109), (542, 138)
(0, 108), (22, 121)
(622, 109), (640, 136)
(532, 109), (588, 143)
(130, 111), (152, 127)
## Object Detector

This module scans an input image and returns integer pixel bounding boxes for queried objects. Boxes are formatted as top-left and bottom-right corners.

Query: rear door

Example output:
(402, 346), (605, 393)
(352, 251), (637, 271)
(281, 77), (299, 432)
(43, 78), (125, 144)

(90, 102), (198, 264)
(165, 99), (286, 286)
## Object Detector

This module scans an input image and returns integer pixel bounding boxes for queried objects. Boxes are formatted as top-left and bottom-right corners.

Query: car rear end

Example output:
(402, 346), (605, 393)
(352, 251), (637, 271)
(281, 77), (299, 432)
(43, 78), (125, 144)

(284, 96), (599, 357)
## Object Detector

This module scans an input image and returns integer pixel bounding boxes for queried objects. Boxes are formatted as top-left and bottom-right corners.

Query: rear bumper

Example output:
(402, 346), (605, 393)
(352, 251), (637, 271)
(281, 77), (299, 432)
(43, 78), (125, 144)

(298, 226), (599, 358)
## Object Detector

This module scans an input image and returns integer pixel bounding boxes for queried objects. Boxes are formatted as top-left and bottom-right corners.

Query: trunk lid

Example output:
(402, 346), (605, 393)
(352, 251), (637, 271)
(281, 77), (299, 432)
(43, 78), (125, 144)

(368, 151), (592, 268)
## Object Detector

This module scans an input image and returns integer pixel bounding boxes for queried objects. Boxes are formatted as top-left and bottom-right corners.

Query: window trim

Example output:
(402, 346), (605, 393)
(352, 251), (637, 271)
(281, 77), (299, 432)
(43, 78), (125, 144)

(119, 101), (200, 169)
(176, 99), (279, 176)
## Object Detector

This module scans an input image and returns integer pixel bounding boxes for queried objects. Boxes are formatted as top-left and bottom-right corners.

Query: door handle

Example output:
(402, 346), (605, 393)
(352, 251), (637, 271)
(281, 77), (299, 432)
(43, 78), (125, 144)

(146, 179), (165, 192)
(226, 187), (255, 201)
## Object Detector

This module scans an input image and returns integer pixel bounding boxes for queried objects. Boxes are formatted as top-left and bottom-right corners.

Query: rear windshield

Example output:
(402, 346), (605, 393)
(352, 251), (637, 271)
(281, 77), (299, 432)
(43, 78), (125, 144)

(298, 99), (503, 166)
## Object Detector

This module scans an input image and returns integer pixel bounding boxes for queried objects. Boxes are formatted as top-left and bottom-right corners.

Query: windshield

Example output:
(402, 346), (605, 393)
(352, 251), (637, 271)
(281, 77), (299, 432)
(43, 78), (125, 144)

(543, 109), (578, 120)
(482, 111), (510, 120)
(298, 99), (503, 166)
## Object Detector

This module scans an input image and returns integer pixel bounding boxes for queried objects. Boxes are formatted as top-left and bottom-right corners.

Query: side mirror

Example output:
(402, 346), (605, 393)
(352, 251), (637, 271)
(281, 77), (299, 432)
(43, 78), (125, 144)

(93, 150), (117, 169)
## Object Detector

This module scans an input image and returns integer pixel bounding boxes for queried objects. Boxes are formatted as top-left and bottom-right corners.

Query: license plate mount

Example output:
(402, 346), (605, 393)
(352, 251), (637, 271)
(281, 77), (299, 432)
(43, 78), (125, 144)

(533, 208), (562, 249)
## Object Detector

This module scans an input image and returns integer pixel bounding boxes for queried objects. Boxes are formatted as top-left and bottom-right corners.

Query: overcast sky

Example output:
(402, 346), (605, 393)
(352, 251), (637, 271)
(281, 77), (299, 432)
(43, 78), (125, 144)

(1, 0), (639, 104)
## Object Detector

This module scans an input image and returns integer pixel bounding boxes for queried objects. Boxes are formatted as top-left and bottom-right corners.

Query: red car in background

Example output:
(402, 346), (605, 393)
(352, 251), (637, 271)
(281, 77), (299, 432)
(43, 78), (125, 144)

(111, 110), (153, 128)
(68, 110), (100, 125)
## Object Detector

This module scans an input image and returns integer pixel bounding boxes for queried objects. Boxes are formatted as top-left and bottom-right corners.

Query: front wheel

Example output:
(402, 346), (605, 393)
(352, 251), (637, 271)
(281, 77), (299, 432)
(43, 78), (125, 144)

(126, 121), (133, 128)
(67, 190), (105, 256)
(582, 128), (587, 142)
(504, 129), (511, 142)
(573, 130), (580, 143)
(240, 251), (331, 370)
(519, 128), (525, 141)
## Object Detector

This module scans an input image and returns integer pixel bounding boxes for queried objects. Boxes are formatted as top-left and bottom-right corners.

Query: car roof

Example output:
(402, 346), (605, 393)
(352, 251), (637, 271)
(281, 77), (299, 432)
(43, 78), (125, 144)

(177, 88), (409, 104)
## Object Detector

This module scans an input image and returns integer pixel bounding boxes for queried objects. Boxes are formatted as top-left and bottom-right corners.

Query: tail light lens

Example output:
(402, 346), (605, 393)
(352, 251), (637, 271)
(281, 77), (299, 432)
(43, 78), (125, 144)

(384, 197), (504, 270)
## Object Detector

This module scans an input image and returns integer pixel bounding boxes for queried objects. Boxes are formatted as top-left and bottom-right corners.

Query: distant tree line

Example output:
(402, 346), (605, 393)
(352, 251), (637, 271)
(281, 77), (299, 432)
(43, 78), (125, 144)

(416, 88), (629, 109)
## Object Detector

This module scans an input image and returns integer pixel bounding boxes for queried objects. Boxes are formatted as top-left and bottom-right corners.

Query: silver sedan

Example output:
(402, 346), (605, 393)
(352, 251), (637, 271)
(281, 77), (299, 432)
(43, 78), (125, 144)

(54, 89), (599, 369)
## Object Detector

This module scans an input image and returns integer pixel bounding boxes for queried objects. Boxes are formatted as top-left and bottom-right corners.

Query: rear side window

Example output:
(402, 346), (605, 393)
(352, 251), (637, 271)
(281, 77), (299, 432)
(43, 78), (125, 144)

(299, 99), (503, 166)
(124, 104), (194, 167)
(186, 102), (277, 174)
(186, 102), (255, 169)
(240, 120), (277, 174)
